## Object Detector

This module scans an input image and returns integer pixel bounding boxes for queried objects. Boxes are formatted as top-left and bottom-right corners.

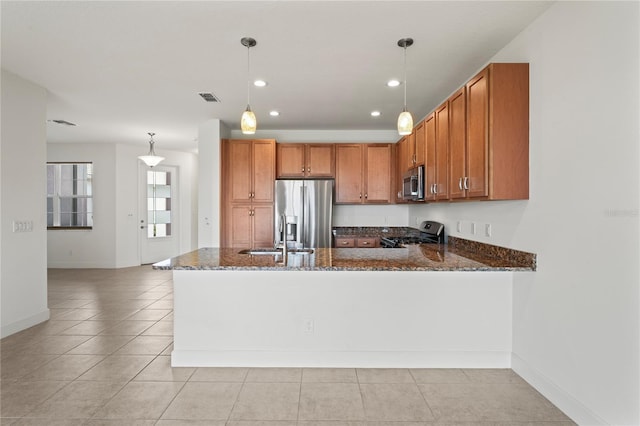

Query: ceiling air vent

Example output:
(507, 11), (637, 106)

(199, 92), (221, 103)
(48, 119), (77, 126)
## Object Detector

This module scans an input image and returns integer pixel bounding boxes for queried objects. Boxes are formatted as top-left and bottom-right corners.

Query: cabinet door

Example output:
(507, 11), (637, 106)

(227, 140), (253, 203)
(364, 144), (392, 204)
(335, 145), (363, 204)
(306, 144), (335, 177)
(434, 102), (449, 200)
(252, 139), (276, 203)
(394, 143), (406, 204)
(277, 144), (305, 178)
(406, 131), (416, 170)
(423, 113), (436, 201)
(397, 137), (407, 173)
(466, 68), (489, 198)
(414, 121), (426, 167)
(228, 204), (253, 248)
(448, 88), (466, 200)
(252, 204), (274, 248)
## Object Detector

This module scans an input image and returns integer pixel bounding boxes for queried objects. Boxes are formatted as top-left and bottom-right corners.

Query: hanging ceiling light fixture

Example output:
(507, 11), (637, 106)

(138, 132), (165, 168)
(397, 37), (414, 136)
(240, 37), (257, 135)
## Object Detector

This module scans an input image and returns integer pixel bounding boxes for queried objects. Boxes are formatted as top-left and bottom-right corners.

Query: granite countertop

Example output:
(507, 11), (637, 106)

(153, 237), (536, 272)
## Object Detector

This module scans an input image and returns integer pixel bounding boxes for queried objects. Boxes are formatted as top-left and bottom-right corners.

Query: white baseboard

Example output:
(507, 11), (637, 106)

(47, 260), (117, 269)
(171, 350), (511, 368)
(511, 353), (607, 426)
(1, 309), (50, 338)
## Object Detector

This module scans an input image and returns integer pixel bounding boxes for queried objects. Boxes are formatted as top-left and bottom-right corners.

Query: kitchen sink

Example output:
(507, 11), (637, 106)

(238, 248), (314, 255)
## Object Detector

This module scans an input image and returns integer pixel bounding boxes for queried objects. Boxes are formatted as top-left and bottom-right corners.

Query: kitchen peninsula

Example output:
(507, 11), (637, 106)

(155, 239), (535, 368)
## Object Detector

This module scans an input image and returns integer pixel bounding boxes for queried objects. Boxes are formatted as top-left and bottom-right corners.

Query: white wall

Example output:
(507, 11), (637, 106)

(1, 70), (50, 338)
(47, 143), (117, 268)
(47, 142), (198, 268)
(197, 119), (228, 248)
(410, 2), (639, 424)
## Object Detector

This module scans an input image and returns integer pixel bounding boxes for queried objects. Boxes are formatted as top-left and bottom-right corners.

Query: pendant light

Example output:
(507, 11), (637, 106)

(138, 132), (165, 168)
(397, 38), (414, 136)
(240, 37), (257, 135)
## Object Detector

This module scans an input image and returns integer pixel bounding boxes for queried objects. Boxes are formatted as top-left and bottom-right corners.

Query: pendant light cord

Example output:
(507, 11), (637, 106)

(403, 44), (408, 112)
(246, 44), (251, 107)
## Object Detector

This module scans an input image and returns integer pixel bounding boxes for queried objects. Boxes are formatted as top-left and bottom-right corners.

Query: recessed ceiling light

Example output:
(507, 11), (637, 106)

(269, 110), (280, 117)
(254, 80), (267, 87)
(371, 111), (381, 117)
(387, 80), (401, 87)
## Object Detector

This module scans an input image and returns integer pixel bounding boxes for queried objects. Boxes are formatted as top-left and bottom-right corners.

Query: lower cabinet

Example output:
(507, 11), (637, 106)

(334, 237), (380, 248)
(226, 204), (274, 249)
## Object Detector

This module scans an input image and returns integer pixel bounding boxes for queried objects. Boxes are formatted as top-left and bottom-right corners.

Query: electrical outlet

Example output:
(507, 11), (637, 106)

(485, 224), (492, 237)
(303, 319), (314, 334)
(457, 221), (462, 233)
(471, 222), (477, 235)
(12, 220), (33, 232)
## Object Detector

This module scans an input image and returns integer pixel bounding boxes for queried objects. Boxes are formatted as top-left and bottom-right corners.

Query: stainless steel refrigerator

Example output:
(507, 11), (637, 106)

(274, 180), (334, 249)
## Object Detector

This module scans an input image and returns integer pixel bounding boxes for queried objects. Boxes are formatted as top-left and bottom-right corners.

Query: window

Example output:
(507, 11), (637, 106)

(47, 163), (93, 229)
(147, 170), (172, 238)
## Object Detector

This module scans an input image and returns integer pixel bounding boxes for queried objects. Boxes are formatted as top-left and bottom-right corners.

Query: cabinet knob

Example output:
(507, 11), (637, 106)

(463, 177), (469, 190)
(359, 193), (362, 199)
(458, 177), (463, 190)
(341, 241), (349, 245)
(362, 241), (370, 245)
(365, 194), (368, 199)
(302, 167), (305, 173)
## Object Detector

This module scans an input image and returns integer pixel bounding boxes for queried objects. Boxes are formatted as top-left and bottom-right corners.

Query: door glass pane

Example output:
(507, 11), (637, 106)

(147, 170), (171, 238)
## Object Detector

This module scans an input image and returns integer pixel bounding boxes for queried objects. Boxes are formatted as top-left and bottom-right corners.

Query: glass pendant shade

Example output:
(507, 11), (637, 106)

(241, 106), (257, 134)
(397, 110), (413, 135)
(138, 133), (165, 168)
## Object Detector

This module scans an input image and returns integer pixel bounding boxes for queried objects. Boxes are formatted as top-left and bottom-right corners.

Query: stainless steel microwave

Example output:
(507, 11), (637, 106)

(402, 165), (424, 201)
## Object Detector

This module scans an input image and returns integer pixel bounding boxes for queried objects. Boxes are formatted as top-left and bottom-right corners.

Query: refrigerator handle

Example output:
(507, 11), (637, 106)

(301, 184), (307, 248)
(274, 215), (280, 248)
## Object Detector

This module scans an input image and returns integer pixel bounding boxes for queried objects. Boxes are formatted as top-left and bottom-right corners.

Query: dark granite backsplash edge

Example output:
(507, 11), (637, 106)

(332, 226), (422, 238)
(447, 236), (537, 271)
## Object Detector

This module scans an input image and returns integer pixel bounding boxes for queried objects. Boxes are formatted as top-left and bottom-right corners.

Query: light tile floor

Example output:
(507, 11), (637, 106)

(1, 266), (577, 425)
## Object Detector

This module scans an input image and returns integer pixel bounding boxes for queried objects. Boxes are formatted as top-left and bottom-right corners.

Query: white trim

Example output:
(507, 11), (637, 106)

(1, 309), (50, 338)
(172, 349), (511, 368)
(511, 353), (607, 426)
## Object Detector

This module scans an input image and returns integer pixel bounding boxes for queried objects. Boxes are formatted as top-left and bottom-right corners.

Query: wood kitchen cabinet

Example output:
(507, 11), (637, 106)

(334, 236), (379, 248)
(335, 144), (393, 204)
(226, 204), (274, 248)
(423, 112), (437, 201)
(394, 141), (407, 204)
(225, 139), (275, 203)
(434, 101), (450, 200)
(221, 138), (276, 248)
(276, 143), (335, 178)
(448, 87), (467, 200)
(449, 63), (529, 200)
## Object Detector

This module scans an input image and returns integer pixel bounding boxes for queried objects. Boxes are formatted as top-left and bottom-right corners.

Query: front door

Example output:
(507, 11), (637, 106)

(140, 165), (179, 264)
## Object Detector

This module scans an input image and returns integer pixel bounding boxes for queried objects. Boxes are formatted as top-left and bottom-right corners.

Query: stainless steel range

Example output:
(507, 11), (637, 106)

(380, 221), (445, 248)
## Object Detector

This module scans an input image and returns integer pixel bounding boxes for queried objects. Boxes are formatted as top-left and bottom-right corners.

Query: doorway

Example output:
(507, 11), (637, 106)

(140, 165), (179, 264)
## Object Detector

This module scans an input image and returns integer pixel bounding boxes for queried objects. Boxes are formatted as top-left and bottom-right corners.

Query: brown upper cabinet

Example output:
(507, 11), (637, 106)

(225, 139), (276, 203)
(276, 143), (335, 178)
(449, 63), (529, 200)
(335, 144), (393, 204)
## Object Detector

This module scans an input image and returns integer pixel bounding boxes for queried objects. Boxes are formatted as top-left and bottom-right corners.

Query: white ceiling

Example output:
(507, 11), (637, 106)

(1, 1), (553, 152)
